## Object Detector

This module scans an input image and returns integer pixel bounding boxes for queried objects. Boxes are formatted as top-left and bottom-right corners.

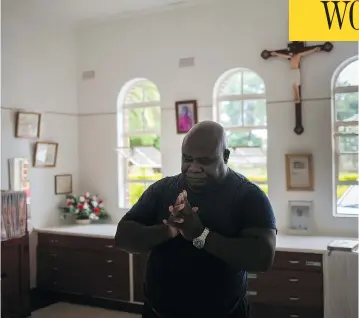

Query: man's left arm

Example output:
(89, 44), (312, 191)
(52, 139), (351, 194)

(203, 187), (277, 272)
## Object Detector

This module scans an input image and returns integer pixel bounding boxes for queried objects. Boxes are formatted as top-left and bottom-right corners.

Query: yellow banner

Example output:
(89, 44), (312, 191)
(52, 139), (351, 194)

(289, 0), (359, 41)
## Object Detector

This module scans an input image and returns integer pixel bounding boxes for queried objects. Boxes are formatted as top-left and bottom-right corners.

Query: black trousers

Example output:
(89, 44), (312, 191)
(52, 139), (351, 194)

(142, 298), (251, 318)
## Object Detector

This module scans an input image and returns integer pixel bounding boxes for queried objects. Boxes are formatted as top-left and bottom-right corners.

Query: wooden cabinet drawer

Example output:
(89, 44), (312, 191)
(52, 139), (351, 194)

(38, 233), (116, 252)
(273, 252), (322, 272)
(252, 304), (322, 318)
(247, 288), (322, 307)
(248, 269), (322, 290)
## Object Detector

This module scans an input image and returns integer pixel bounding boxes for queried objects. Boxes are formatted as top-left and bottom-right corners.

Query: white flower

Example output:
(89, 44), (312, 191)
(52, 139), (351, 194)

(99, 203), (104, 208)
(75, 209), (79, 214)
(92, 201), (98, 207)
(89, 213), (99, 220)
(79, 196), (85, 202)
(83, 202), (89, 210)
(85, 192), (90, 198)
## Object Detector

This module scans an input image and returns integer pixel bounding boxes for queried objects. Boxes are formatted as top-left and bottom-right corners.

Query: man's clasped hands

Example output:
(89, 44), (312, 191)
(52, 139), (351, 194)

(163, 190), (204, 241)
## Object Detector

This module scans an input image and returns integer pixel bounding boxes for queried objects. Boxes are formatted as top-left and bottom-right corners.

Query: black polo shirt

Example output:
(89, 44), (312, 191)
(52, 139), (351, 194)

(122, 169), (276, 317)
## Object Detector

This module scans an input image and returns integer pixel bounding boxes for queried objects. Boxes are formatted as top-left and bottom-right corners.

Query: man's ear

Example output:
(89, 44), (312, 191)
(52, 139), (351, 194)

(223, 149), (230, 164)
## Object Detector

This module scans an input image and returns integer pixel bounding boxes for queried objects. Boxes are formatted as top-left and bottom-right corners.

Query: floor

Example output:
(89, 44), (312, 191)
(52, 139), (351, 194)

(32, 302), (141, 318)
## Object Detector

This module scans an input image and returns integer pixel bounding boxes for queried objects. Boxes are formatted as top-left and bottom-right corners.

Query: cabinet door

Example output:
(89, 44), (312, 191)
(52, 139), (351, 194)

(1, 244), (21, 317)
(133, 253), (148, 303)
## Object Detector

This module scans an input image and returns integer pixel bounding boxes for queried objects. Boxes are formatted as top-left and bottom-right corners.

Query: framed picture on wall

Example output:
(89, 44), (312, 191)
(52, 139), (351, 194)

(55, 174), (72, 195)
(288, 200), (313, 235)
(285, 154), (314, 191)
(175, 100), (198, 134)
(15, 111), (41, 139)
(33, 142), (58, 167)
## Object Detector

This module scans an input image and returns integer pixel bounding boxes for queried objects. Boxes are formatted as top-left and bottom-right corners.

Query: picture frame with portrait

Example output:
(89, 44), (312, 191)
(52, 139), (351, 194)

(33, 142), (58, 168)
(285, 154), (314, 191)
(175, 100), (198, 134)
(288, 200), (313, 235)
(15, 111), (41, 139)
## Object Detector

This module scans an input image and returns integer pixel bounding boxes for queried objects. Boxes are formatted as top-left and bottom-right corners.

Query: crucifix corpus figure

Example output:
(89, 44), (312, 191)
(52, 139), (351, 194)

(261, 41), (333, 135)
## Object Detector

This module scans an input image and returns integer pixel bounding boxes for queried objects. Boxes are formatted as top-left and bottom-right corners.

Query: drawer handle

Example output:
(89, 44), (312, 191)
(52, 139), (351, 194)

(105, 245), (114, 248)
(247, 273), (257, 279)
(50, 240), (59, 243)
(246, 291), (258, 296)
(52, 267), (58, 271)
(106, 290), (113, 293)
(106, 260), (113, 263)
(305, 261), (321, 267)
(290, 315), (300, 318)
(289, 297), (300, 301)
(289, 278), (299, 282)
(49, 253), (57, 257)
(289, 260), (300, 264)
(107, 275), (113, 278)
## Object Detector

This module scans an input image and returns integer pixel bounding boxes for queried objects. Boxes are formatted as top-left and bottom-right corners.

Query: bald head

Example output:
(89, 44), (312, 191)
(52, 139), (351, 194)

(182, 121), (227, 154)
(181, 121), (230, 191)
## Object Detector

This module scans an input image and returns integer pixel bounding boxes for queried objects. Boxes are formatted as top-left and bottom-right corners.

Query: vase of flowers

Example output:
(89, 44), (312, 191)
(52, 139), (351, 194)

(61, 192), (108, 224)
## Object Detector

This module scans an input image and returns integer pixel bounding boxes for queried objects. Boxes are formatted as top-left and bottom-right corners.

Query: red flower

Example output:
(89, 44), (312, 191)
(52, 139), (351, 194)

(94, 207), (100, 214)
(66, 202), (72, 207)
(98, 200), (103, 204)
(78, 204), (84, 210)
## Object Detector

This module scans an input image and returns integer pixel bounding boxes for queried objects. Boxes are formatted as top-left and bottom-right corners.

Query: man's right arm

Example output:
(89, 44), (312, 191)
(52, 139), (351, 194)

(115, 182), (171, 254)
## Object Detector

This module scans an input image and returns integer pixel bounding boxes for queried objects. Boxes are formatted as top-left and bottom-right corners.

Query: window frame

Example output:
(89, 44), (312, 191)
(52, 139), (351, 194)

(213, 68), (268, 187)
(331, 57), (359, 217)
(117, 78), (161, 208)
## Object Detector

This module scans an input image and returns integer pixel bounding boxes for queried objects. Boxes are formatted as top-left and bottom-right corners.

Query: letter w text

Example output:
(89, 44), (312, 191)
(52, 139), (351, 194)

(321, 0), (359, 30)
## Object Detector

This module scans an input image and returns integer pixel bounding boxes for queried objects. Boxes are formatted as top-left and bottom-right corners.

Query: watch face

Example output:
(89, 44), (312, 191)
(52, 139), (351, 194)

(193, 238), (204, 249)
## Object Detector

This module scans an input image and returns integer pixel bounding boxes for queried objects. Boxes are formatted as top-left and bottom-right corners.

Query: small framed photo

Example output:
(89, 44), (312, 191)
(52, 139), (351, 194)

(33, 142), (58, 167)
(15, 111), (41, 139)
(285, 154), (314, 191)
(175, 100), (198, 134)
(288, 200), (313, 235)
(55, 174), (72, 195)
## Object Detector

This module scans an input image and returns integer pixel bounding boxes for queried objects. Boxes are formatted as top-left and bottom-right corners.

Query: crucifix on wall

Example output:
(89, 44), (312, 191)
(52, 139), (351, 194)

(261, 41), (333, 135)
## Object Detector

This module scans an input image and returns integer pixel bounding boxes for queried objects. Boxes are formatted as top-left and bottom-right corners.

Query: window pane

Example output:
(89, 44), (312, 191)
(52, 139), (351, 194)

(336, 60), (359, 87)
(243, 99), (267, 126)
(219, 101), (242, 127)
(335, 92), (358, 121)
(338, 154), (358, 175)
(126, 182), (154, 207)
(125, 82), (160, 103)
(243, 71), (265, 94)
(128, 134), (160, 149)
(337, 135), (358, 153)
(337, 125), (359, 135)
(220, 72), (242, 95)
(125, 106), (161, 132)
(226, 129), (267, 149)
(128, 164), (162, 181)
(337, 184), (359, 215)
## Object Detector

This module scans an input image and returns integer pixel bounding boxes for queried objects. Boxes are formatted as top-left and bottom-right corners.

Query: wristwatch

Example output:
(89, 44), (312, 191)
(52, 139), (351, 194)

(192, 227), (210, 249)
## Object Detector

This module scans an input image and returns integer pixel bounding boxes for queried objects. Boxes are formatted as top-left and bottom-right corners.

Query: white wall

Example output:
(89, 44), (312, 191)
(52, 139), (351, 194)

(76, 0), (358, 237)
(1, 4), (79, 286)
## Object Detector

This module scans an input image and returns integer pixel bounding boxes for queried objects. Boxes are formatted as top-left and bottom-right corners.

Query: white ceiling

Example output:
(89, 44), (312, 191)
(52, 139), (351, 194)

(3, 0), (217, 26)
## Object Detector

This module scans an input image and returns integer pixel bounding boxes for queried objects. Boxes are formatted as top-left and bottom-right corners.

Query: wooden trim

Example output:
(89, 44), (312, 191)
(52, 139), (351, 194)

(285, 154), (314, 191)
(15, 111), (41, 139)
(175, 100), (198, 134)
(33, 142), (59, 168)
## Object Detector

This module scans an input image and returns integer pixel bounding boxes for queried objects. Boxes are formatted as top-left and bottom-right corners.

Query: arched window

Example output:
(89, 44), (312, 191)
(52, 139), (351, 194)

(117, 79), (161, 208)
(332, 57), (358, 216)
(213, 68), (268, 194)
